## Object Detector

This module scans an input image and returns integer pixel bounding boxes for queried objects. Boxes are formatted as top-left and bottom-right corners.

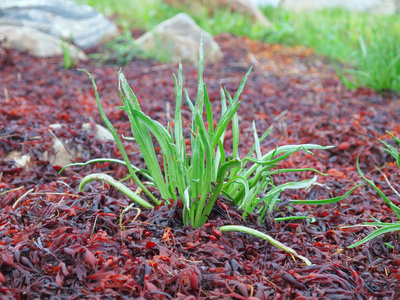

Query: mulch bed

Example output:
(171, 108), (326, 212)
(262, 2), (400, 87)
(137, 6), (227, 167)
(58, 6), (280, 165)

(1, 33), (400, 299)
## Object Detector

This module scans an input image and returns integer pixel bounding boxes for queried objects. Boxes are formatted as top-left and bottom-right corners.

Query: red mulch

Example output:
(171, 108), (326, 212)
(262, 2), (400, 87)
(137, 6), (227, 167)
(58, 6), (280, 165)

(1, 34), (400, 299)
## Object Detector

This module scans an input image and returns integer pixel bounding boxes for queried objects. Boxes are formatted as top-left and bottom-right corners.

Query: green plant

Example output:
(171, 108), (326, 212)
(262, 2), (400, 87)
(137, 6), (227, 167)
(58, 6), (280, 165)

(88, 30), (141, 65)
(61, 36), (75, 69)
(61, 39), (355, 229)
(348, 131), (400, 249)
(191, 7), (269, 40)
(89, 30), (174, 65)
(77, 0), (178, 31)
(343, 35), (400, 93)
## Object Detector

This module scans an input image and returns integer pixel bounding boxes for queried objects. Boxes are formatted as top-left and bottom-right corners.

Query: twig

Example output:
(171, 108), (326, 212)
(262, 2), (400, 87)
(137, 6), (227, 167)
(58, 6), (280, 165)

(0, 186), (24, 196)
(4, 87), (9, 103)
(12, 188), (34, 208)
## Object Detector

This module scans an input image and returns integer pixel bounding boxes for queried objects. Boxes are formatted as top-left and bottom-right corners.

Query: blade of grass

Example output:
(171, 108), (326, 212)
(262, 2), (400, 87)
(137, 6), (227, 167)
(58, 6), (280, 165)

(220, 225), (312, 266)
(192, 110), (213, 228)
(202, 159), (242, 220)
(79, 173), (153, 208)
(211, 68), (252, 150)
(347, 223), (400, 249)
(356, 156), (400, 218)
(290, 184), (361, 205)
(174, 63), (185, 164)
(119, 72), (172, 200)
(80, 69), (160, 205)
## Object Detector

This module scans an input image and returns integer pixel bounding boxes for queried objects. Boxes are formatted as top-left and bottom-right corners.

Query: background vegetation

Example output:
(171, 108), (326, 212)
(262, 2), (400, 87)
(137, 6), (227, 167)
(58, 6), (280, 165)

(78, 0), (400, 92)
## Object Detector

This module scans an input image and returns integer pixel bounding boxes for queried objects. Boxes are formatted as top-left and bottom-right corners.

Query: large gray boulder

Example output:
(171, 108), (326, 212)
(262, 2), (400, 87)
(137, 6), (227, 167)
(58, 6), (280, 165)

(136, 13), (223, 65)
(0, 0), (118, 49)
(0, 25), (86, 59)
(280, 0), (397, 15)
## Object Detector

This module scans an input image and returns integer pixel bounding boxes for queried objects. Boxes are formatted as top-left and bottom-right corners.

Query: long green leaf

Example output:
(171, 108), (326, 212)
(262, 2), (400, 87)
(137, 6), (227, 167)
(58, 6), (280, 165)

(243, 144), (334, 179)
(79, 173), (153, 208)
(59, 158), (153, 181)
(192, 110), (213, 227)
(174, 63), (185, 164)
(214, 87), (228, 179)
(245, 126), (273, 159)
(263, 168), (328, 177)
(220, 225), (312, 266)
(118, 72), (170, 200)
(356, 156), (400, 218)
(80, 69), (160, 205)
(203, 159), (242, 220)
(204, 84), (214, 135)
(290, 184), (361, 205)
(211, 68), (252, 150)
(130, 109), (182, 202)
(253, 121), (262, 159)
(347, 223), (400, 248)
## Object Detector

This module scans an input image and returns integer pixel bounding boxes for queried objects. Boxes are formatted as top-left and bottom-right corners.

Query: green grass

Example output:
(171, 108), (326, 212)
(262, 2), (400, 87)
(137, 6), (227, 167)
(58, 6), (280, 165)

(77, 0), (178, 31)
(78, 0), (400, 63)
(79, 0), (400, 92)
(261, 7), (400, 92)
(78, 0), (268, 38)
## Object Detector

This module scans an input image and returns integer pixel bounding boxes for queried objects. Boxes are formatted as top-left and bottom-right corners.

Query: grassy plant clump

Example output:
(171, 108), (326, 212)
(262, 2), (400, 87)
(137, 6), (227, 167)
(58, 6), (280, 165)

(60, 40), (361, 265)
(348, 132), (400, 249)
(342, 35), (400, 93)
(262, 7), (400, 93)
(89, 30), (146, 65)
(62, 40), (355, 231)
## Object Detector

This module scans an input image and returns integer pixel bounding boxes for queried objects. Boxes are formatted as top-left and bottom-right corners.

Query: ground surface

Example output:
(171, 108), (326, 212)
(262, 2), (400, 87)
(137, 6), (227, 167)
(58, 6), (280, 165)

(1, 34), (400, 299)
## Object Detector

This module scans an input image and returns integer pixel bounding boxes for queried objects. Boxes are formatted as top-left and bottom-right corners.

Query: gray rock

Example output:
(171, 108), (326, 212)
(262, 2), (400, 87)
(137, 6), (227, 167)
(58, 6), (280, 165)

(0, 25), (87, 58)
(82, 123), (114, 142)
(136, 13), (223, 65)
(0, 0), (118, 49)
(280, 0), (396, 15)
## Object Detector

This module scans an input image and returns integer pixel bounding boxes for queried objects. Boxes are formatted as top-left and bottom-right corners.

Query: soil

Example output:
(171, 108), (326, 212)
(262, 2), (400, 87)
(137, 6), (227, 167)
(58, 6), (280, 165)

(1, 34), (400, 299)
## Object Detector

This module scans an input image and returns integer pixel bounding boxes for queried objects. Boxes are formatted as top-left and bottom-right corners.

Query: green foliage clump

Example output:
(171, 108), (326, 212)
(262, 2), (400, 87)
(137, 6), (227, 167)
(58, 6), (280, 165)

(262, 7), (400, 93)
(348, 131), (400, 249)
(62, 40), (354, 230)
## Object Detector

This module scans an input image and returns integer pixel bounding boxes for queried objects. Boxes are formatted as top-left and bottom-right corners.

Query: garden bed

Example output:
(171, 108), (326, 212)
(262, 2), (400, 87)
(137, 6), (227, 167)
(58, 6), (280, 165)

(1, 34), (400, 299)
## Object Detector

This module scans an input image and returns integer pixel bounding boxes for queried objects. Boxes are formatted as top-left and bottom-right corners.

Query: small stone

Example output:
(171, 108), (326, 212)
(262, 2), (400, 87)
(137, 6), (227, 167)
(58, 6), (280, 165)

(136, 13), (223, 65)
(43, 139), (82, 167)
(6, 151), (31, 168)
(82, 123), (114, 142)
